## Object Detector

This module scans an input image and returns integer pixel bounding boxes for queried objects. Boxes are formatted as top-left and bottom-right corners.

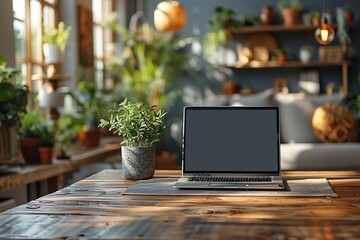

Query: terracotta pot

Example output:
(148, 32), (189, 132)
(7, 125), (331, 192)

(78, 130), (101, 148)
(312, 17), (321, 27)
(223, 81), (240, 95)
(39, 147), (54, 164)
(344, 11), (354, 27)
(20, 138), (40, 164)
(282, 9), (300, 26)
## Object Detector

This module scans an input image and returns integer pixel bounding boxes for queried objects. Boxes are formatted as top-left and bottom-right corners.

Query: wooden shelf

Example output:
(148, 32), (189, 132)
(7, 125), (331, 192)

(230, 24), (338, 34)
(230, 60), (349, 69)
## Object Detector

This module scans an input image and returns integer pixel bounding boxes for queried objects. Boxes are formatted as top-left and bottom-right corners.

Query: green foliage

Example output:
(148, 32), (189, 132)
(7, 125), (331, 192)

(98, 99), (167, 147)
(105, 13), (193, 108)
(18, 109), (45, 138)
(43, 21), (71, 51)
(309, 11), (320, 19)
(0, 56), (28, 128)
(278, 0), (304, 11)
(203, 6), (242, 66)
(336, 8), (351, 45)
(39, 120), (56, 147)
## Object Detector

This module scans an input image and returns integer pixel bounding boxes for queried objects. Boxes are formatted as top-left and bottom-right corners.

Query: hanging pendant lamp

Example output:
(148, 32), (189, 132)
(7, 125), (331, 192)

(314, 0), (335, 45)
(154, 1), (186, 32)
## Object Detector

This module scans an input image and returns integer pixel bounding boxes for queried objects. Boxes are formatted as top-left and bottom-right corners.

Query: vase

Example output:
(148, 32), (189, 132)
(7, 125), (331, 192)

(43, 43), (61, 64)
(121, 145), (155, 180)
(261, 5), (274, 25)
(299, 49), (313, 63)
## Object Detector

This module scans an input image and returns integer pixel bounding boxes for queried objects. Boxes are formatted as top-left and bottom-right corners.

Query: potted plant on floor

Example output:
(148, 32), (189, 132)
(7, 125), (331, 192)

(98, 99), (167, 180)
(278, 0), (304, 26)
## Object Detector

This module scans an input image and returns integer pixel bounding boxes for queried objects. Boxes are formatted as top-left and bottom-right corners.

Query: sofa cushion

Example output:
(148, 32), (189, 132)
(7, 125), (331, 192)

(229, 89), (274, 106)
(281, 143), (360, 170)
(275, 93), (345, 143)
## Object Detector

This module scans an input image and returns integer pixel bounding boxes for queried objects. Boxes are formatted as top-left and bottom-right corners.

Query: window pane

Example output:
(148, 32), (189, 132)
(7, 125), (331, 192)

(93, 26), (103, 58)
(43, 6), (55, 28)
(14, 20), (26, 59)
(92, 0), (103, 23)
(17, 63), (27, 85)
(94, 60), (104, 89)
(30, 0), (42, 62)
(13, 0), (26, 20)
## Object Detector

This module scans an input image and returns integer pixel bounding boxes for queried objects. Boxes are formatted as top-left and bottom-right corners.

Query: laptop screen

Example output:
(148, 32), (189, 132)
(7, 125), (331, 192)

(182, 106), (280, 174)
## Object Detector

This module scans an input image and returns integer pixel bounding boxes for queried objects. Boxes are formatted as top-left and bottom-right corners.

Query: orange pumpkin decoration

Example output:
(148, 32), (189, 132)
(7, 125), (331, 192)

(154, 1), (186, 32)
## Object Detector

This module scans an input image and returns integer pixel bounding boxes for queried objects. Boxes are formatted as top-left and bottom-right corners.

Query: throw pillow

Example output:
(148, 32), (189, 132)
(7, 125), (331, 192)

(312, 103), (357, 142)
(274, 93), (345, 143)
(229, 89), (274, 106)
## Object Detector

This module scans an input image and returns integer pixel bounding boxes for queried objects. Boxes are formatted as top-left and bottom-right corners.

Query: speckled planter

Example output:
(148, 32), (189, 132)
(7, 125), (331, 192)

(121, 145), (155, 180)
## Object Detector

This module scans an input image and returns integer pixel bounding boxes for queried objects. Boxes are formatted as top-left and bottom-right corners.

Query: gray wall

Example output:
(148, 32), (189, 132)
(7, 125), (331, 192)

(0, 1), (15, 67)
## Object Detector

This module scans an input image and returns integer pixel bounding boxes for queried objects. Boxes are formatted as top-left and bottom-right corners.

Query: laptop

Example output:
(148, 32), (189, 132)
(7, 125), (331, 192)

(174, 106), (285, 190)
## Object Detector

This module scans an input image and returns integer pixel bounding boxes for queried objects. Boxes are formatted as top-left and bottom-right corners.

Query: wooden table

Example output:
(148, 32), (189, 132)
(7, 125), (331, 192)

(0, 170), (359, 239)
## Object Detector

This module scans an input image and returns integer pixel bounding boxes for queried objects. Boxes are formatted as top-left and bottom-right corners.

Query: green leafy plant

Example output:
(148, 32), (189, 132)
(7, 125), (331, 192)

(203, 6), (241, 65)
(43, 21), (71, 51)
(39, 120), (56, 147)
(18, 109), (45, 138)
(98, 99), (166, 147)
(105, 13), (193, 108)
(336, 7), (351, 45)
(309, 11), (320, 19)
(0, 56), (28, 128)
(277, 0), (304, 11)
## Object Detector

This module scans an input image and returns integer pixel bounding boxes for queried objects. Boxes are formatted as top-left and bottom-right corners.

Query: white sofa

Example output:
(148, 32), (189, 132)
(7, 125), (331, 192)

(171, 90), (360, 170)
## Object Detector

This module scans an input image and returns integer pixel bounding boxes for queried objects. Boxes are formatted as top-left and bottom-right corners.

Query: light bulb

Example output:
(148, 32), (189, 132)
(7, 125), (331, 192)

(314, 23), (335, 45)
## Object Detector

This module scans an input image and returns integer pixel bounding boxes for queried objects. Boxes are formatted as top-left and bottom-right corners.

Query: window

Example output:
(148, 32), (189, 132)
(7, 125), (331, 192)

(13, 0), (58, 92)
(92, 0), (115, 90)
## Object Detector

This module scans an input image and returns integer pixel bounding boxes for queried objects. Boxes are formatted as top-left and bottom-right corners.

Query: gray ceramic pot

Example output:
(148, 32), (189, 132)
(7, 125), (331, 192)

(121, 145), (155, 180)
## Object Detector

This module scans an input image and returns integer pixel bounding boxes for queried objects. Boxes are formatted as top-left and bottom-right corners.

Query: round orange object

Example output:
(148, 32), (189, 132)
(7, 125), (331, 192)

(154, 1), (186, 32)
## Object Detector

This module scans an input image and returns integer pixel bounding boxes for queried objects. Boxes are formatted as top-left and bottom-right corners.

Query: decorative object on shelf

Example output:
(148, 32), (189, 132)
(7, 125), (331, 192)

(223, 80), (240, 96)
(314, 0), (335, 45)
(299, 45), (314, 63)
(326, 82), (337, 95)
(298, 70), (319, 95)
(244, 33), (278, 62)
(154, 1), (186, 32)
(302, 12), (311, 26)
(318, 46), (342, 63)
(335, 7), (351, 50)
(42, 22), (71, 64)
(277, 0), (303, 26)
(309, 11), (321, 27)
(0, 56), (28, 164)
(312, 103), (357, 143)
(343, 3), (354, 27)
(261, 5), (275, 25)
(98, 99), (166, 180)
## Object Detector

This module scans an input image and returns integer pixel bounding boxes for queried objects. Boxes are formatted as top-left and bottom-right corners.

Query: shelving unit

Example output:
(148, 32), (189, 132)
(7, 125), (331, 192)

(224, 24), (350, 93)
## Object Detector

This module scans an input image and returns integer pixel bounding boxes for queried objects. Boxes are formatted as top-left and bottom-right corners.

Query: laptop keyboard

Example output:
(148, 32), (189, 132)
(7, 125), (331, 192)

(188, 176), (272, 182)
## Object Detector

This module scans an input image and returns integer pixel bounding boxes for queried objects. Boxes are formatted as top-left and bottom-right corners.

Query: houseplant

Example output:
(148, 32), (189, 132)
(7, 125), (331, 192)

(98, 98), (166, 179)
(277, 0), (304, 26)
(18, 109), (45, 164)
(299, 45), (314, 63)
(309, 11), (321, 27)
(42, 21), (71, 64)
(0, 56), (28, 163)
(38, 120), (56, 164)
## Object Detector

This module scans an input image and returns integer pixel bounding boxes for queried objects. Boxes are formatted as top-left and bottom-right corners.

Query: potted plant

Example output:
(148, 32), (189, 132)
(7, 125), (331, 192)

(42, 21), (71, 64)
(278, 0), (304, 26)
(0, 56), (28, 164)
(98, 99), (167, 180)
(343, 3), (354, 27)
(309, 11), (321, 27)
(18, 109), (45, 164)
(38, 120), (56, 164)
(299, 45), (314, 63)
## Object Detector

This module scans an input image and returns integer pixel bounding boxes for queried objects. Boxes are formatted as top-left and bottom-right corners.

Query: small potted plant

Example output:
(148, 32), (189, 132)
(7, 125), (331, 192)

(98, 99), (167, 180)
(278, 0), (304, 26)
(42, 21), (71, 64)
(309, 11), (321, 27)
(299, 45), (314, 63)
(18, 109), (45, 164)
(38, 120), (56, 164)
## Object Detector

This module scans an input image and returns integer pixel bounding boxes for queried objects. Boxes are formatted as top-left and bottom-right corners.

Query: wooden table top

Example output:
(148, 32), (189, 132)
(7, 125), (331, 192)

(0, 169), (359, 239)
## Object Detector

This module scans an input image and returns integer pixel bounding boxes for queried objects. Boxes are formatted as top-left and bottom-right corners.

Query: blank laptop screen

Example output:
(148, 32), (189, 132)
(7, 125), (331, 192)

(183, 107), (280, 173)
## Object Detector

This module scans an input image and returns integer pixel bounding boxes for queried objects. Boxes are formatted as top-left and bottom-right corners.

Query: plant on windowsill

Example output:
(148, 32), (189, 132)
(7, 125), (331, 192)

(0, 56), (28, 164)
(38, 120), (56, 164)
(42, 21), (72, 64)
(98, 98), (166, 180)
(278, 0), (304, 26)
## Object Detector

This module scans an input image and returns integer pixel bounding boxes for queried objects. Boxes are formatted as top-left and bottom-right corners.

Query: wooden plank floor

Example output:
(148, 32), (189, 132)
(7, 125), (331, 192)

(0, 169), (359, 239)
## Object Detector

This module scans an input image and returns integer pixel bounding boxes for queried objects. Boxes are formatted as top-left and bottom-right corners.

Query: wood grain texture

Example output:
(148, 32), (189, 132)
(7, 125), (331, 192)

(0, 169), (359, 239)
